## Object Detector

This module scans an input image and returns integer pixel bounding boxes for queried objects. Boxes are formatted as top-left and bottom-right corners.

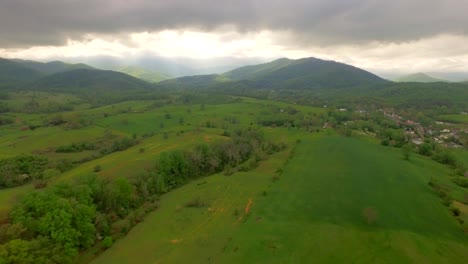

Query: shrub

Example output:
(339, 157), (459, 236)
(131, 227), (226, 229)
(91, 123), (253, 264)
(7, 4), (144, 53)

(453, 177), (468, 188)
(185, 197), (206, 208)
(94, 165), (102, 172)
(432, 150), (457, 166)
(450, 206), (461, 216)
(102, 236), (113, 248)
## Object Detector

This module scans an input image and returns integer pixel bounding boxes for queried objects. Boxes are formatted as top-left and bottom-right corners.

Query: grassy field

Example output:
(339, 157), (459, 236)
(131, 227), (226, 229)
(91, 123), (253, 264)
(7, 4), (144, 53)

(91, 135), (468, 264)
(437, 114), (468, 124)
(0, 98), (323, 218)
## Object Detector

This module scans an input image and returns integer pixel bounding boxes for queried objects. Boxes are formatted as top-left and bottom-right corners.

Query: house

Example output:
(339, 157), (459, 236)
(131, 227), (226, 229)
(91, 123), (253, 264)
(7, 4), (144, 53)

(411, 138), (423, 145)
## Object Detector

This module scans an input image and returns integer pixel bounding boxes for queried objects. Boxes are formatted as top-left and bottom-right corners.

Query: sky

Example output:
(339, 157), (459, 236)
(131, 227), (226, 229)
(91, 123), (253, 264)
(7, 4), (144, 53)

(1, 0), (468, 75)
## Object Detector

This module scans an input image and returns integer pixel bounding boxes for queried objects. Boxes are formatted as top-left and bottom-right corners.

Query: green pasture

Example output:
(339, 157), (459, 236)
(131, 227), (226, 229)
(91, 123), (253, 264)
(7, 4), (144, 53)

(437, 114), (468, 124)
(91, 135), (468, 264)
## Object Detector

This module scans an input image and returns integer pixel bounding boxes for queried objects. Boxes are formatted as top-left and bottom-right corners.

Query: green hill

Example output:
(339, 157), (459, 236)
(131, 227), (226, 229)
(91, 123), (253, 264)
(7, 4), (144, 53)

(117, 66), (171, 83)
(29, 68), (151, 92)
(159, 57), (388, 90)
(222, 57), (388, 89)
(13, 59), (94, 75)
(0, 58), (43, 88)
(397, 73), (448, 83)
(222, 58), (294, 80)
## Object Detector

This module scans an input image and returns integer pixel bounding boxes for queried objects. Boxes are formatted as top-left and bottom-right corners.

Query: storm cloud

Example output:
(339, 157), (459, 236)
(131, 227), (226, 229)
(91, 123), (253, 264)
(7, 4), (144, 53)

(1, 0), (468, 47)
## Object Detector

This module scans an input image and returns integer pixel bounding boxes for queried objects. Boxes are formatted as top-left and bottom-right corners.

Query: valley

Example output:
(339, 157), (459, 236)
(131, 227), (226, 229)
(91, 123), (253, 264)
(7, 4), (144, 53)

(0, 56), (467, 264)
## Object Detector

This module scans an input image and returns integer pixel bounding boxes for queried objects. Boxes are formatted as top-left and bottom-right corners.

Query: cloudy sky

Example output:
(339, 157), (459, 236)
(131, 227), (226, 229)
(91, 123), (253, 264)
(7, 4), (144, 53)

(1, 0), (468, 74)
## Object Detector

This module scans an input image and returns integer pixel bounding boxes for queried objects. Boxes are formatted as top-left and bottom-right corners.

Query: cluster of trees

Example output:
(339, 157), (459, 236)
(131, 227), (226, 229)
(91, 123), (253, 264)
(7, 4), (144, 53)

(416, 140), (461, 168)
(100, 137), (138, 155)
(0, 129), (285, 263)
(258, 118), (296, 128)
(134, 129), (286, 195)
(55, 142), (96, 153)
(0, 155), (48, 188)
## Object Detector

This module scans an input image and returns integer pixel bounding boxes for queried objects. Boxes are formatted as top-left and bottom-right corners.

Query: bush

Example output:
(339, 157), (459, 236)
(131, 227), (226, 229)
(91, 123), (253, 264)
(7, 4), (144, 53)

(381, 139), (389, 146)
(94, 165), (102, 172)
(453, 177), (468, 188)
(442, 196), (452, 207)
(56, 142), (95, 153)
(450, 206), (461, 216)
(185, 197), (206, 208)
(418, 143), (433, 156)
(102, 236), (113, 248)
(432, 150), (456, 166)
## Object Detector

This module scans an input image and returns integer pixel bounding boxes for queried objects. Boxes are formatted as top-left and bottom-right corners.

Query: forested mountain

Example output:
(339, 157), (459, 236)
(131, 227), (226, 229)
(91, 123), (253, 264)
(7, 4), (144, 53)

(0, 58), (43, 87)
(29, 68), (151, 92)
(13, 59), (94, 75)
(397, 73), (448, 83)
(159, 57), (389, 90)
(221, 57), (388, 89)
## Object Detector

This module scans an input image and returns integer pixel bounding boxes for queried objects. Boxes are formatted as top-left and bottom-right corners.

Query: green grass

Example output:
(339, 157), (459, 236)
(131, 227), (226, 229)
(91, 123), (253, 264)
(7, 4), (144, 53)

(0, 126), (113, 159)
(90, 135), (468, 264)
(437, 114), (468, 124)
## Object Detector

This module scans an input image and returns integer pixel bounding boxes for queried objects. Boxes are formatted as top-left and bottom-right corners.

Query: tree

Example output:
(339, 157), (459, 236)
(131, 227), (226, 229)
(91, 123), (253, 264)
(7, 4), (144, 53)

(418, 143), (432, 156)
(10, 188), (96, 262)
(402, 144), (412, 160)
(0, 239), (44, 264)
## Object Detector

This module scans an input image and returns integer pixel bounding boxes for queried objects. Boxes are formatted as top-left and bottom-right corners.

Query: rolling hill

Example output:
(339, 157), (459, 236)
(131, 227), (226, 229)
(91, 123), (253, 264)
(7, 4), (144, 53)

(397, 72), (448, 83)
(117, 65), (171, 83)
(29, 68), (151, 92)
(222, 57), (388, 89)
(159, 57), (389, 90)
(13, 59), (94, 75)
(0, 58), (43, 87)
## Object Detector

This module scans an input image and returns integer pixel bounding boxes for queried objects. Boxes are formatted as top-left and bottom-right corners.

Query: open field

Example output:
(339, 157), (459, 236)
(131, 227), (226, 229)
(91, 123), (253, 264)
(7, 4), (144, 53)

(91, 135), (468, 264)
(438, 114), (468, 124)
(0, 98), (324, 217)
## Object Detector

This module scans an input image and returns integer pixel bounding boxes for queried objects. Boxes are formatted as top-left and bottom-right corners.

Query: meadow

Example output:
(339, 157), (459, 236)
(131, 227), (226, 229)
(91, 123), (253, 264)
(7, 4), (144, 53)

(438, 114), (468, 124)
(91, 134), (468, 264)
(0, 97), (323, 216)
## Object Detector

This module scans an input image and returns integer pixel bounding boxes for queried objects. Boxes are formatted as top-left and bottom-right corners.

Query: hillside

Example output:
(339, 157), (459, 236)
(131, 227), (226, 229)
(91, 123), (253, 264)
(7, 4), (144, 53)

(13, 59), (94, 75)
(0, 58), (43, 87)
(222, 57), (388, 89)
(117, 65), (171, 82)
(222, 58), (294, 80)
(29, 68), (151, 92)
(397, 72), (448, 83)
(92, 135), (468, 264)
(159, 57), (389, 91)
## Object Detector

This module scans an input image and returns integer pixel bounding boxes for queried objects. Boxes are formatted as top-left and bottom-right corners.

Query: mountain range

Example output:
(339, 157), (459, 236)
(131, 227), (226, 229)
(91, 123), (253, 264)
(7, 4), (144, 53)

(396, 73), (448, 83)
(1, 56), (468, 95)
(160, 57), (389, 90)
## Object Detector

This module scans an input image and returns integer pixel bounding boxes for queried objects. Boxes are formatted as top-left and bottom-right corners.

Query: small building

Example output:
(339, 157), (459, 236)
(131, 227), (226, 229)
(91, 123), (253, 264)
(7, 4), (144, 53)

(411, 138), (423, 145)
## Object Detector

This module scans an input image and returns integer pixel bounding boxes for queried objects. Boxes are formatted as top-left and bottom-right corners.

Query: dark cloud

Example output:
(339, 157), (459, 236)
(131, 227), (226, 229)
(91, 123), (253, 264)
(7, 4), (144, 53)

(1, 0), (468, 47)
